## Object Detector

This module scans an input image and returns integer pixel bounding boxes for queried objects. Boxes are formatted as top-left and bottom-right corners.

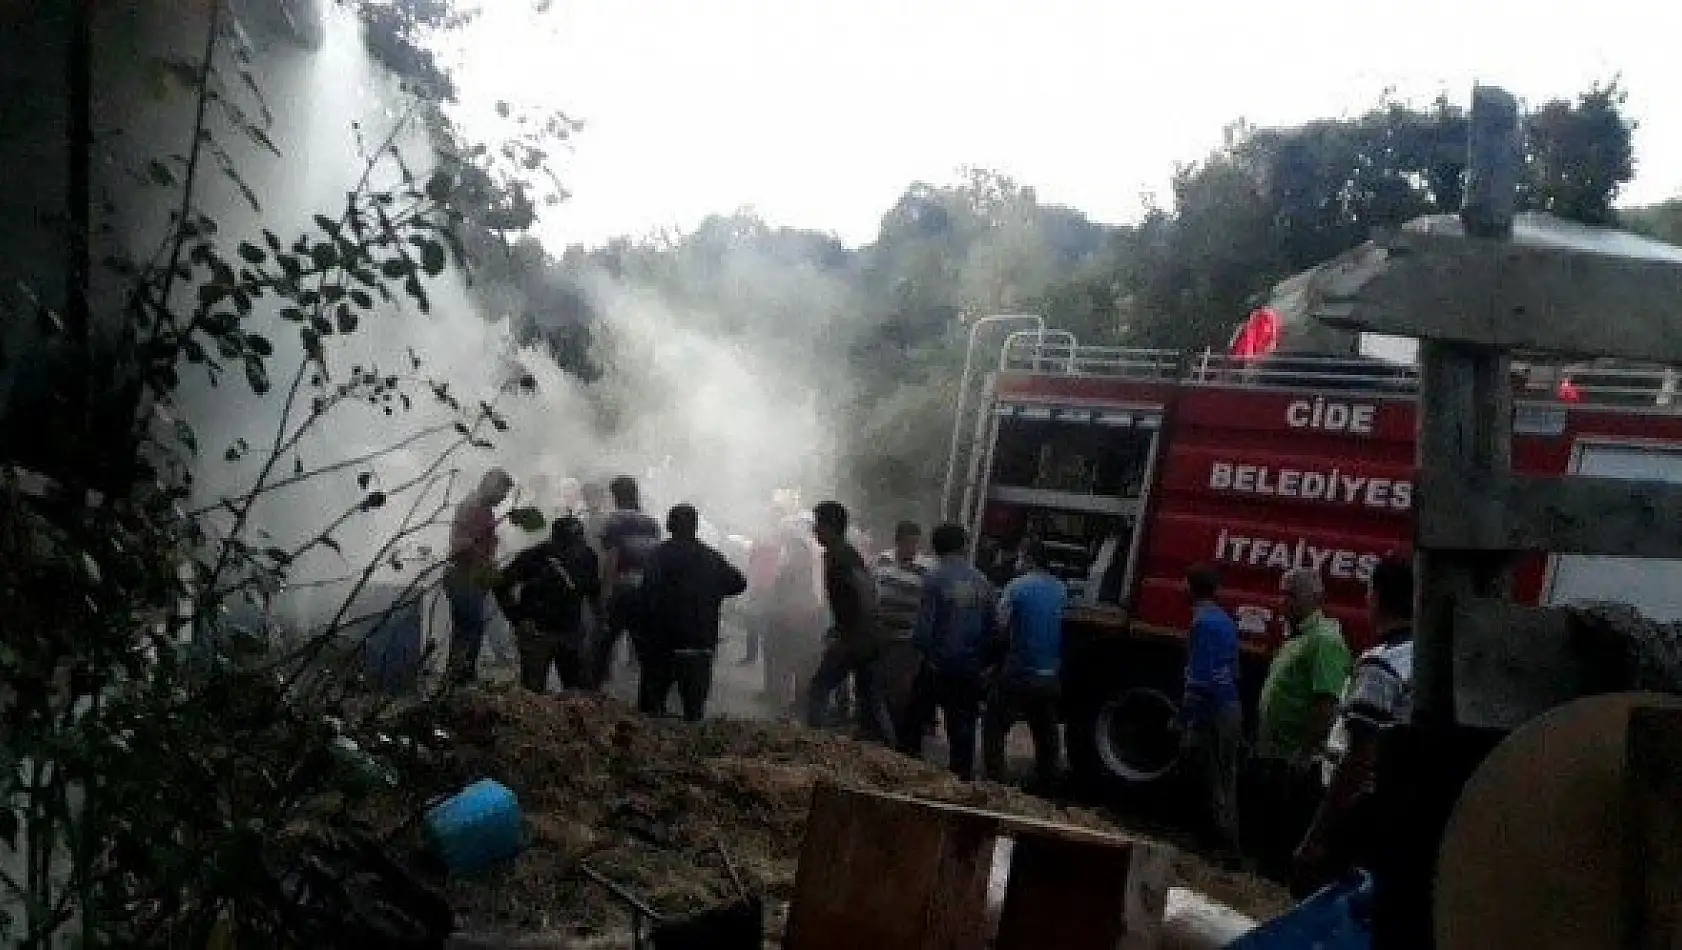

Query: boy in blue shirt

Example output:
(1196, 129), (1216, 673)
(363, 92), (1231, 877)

(983, 540), (1066, 790)
(1180, 563), (1242, 862)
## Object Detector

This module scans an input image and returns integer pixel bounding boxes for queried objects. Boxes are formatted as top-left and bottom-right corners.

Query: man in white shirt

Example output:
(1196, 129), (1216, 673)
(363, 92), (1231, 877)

(1296, 554), (1414, 889)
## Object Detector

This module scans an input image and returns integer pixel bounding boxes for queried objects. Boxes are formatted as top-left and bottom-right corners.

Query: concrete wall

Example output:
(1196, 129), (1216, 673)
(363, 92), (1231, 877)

(0, 2), (73, 419)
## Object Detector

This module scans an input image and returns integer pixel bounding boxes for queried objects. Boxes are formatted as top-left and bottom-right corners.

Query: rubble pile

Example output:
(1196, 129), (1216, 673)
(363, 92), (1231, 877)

(1566, 602), (1682, 693)
(412, 688), (1288, 938)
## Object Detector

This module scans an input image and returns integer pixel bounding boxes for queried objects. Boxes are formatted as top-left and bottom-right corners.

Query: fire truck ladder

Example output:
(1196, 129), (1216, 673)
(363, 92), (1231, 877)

(954, 328), (1075, 532)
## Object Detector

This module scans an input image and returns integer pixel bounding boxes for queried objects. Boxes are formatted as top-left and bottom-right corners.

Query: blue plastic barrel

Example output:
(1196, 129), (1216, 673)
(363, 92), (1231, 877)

(425, 778), (524, 875)
(1225, 872), (1373, 950)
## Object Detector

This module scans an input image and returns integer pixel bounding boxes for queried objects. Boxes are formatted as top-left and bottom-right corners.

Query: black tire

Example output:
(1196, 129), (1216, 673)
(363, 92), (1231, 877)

(1070, 685), (1182, 796)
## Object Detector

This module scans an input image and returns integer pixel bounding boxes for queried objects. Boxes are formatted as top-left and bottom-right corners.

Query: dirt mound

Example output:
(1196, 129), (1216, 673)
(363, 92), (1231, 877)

(421, 688), (1288, 937)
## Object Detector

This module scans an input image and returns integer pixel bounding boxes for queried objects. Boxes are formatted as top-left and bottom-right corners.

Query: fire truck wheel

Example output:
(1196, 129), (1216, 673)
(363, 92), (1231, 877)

(1090, 686), (1182, 786)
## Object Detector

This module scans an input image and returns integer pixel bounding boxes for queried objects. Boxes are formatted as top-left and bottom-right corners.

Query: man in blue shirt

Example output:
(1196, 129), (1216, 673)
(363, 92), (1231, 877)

(983, 540), (1066, 790)
(1179, 562), (1242, 861)
(899, 524), (996, 780)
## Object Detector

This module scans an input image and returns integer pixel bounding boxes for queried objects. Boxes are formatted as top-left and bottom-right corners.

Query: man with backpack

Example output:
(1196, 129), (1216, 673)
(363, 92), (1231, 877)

(493, 515), (601, 692)
(588, 475), (663, 690)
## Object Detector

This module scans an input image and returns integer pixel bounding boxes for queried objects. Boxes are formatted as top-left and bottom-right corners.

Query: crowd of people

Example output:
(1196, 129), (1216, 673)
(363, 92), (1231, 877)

(441, 465), (1418, 906)
(439, 468), (1075, 789)
(1171, 552), (1416, 904)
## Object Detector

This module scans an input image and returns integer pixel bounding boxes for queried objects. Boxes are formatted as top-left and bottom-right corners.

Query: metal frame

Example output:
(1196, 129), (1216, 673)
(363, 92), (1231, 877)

(1116, 423), (1166, 606)
(965, 404), (1003, 557)
(996, 335), (1682, 411)
(941, 315), (1044, 522)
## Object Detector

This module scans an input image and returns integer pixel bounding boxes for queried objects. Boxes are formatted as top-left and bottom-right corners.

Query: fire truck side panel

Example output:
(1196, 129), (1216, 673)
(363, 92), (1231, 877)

(987, 361), (1682, 790)
(1132, 386), (1416, 658)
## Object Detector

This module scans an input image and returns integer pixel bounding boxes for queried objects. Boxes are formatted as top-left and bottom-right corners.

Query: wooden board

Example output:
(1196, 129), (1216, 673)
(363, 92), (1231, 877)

(783, 784), (993, 950)
(994, 835), (1135, 950)
(1623, 705), (1682, 949)
(1413, 343), (1515, 723)
(783, 785), (1168, 950)
(1436, 692), (1682, 950)
(1418, 467), (1682, 560)
(1317, 230), (1682, 364)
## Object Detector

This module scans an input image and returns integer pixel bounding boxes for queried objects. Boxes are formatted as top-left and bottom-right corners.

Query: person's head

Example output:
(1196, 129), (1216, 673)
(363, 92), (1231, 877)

(528, 470), (554, 499)
(582, 480), (607, 509)
(893, 521), (922, 562)
(551, 515), (587, 548)
(1279, 568), (1325, 624)
(772, 487), (800, 519)
(1368, 554), (1414, 629)
(477, 468), (513, 506)
(556, 477), (583, 512)
(1019, 539), (1049, 571)
(608, 475), (640, 511)
(930, 523), (969, 558)
(1186, 563), (1220, 603)
(811, 501), (848, 548)
(666, 503), (699, 540)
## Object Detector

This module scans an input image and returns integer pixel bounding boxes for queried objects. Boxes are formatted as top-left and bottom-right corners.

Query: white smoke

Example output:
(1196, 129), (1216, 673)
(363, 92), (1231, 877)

(98, 2), (844, 630)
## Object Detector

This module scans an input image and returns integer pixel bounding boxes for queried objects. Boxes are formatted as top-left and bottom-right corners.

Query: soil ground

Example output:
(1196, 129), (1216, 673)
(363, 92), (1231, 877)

(409, 623), (1290, 941)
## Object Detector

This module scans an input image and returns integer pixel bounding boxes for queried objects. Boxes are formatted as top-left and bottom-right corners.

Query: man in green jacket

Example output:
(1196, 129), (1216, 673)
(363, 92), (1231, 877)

(1249, 567), (1352, 889)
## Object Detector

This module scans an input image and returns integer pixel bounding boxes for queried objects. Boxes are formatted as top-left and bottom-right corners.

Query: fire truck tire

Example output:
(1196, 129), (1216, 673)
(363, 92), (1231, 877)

(1086, 686), (1182, 787)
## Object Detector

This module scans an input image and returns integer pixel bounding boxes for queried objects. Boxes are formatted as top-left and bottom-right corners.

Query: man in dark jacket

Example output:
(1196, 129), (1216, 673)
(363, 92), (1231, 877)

(639, 503), (748, 721)
(589, 475), (663, 690)
(804, 501), (897, 744)
(900, 523), (997, 780)
(493, 516), (601, 692)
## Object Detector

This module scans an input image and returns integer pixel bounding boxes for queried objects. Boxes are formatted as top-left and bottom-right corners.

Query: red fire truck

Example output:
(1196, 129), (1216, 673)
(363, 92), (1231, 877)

(958, 332), (1682, 788)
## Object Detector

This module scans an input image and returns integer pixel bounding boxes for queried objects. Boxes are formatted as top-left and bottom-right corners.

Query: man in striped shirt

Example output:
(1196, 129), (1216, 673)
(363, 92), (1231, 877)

(874, 522), (927, 639)
(874, 522), (928, 739)
(1297, 555), (1414, 897)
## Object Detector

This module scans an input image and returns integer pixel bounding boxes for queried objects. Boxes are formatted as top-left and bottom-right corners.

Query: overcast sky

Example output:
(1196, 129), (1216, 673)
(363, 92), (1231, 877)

(444, 0), (1682, 250)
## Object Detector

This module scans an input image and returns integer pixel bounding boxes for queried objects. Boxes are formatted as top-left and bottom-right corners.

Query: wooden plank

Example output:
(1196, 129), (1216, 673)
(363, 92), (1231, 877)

(784, 784), (965, 950)
(1452, 598), (1587, 730)
(832, 786), (1138, 849)
(993, 835), (1144, 950)
(1461, 85), (1523, 238)
(1622, 705), (1682, 950)
(1415, 344), (1514, 724)
(1418, 468), (1682, 559)
(922, 815), (996, 950)
(1318, 231), (1682, 364)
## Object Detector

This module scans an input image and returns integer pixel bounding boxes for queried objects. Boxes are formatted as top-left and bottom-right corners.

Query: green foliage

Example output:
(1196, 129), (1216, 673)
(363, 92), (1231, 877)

(1622, 199), (1682, 245)
(355, 0), (476, 100)
(0, 2), (525, 944)
(505, 505), (546, 532)
(1123, 86), (1636, 350)
(1521, 81), (1635, 225)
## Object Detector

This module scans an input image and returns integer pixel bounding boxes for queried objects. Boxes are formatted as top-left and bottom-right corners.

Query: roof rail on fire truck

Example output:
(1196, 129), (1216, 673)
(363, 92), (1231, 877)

(999, 335), (1180, 380)
(1000, 334), (1682, 411)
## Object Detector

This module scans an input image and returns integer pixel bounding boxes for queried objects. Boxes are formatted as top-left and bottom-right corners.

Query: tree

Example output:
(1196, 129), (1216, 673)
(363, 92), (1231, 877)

(1521, 81), (1635, 225)
(1, 2), (548, 944)
(1120, 86), (1635, 351)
